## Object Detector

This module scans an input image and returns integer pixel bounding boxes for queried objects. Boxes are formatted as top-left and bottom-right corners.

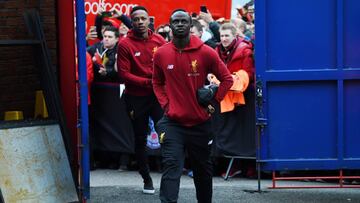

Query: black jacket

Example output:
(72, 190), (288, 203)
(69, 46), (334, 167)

(87, 42), (119, 83)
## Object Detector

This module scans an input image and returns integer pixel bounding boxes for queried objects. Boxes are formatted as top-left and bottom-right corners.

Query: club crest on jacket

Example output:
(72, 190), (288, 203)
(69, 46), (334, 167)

(191, 60), (198, 73)
(152, 46), (158, 54)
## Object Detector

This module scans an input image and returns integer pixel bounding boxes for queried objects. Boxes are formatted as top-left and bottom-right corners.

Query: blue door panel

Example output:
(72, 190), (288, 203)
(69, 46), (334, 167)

(344, 0), (360, 68)
(344, 81), (360, 159)
(266, 0), (337, 70)
(256, 0), (360, 171)
(266, 82), (337, 160)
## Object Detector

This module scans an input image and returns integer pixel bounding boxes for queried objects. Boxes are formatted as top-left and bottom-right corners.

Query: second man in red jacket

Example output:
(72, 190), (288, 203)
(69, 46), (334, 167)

(117, 6), (167, 194)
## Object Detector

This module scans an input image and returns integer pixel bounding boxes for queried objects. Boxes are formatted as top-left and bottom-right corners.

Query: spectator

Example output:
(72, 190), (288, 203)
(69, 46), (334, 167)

(209, 23), (255, 178)
(191, 19), (217, 48)
(88, 5), (132, 45)
(119, 22), (129, 38)
(230, 18), (252, 41)
(87, 26), (119, 82)
(87, 26), (133, 170)
(156, 24), (172, 42)
(197, 18), (214, 43)
(198, 9), (221, 42)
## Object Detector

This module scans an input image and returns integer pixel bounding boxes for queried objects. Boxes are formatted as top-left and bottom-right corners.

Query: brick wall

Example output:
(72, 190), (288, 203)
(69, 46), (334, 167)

(0, 0), (57, 119)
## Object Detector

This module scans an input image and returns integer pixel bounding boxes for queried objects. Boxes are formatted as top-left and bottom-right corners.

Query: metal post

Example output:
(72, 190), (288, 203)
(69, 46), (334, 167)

(255, 77), (266, 193)
(0, 188), (4, 203)
(272, 171), (276, 189)
(257, 163), (261, 192)
(224, 158), (235, 180)
(339, 170), (343, 188)
(256, 126), (262, 192)
(75, 0), (90, 201)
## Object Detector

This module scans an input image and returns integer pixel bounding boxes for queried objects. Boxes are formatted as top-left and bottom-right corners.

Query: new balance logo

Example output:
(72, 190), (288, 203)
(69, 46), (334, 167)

(167, 64), (174, 70)
(134, 52), (141, 56)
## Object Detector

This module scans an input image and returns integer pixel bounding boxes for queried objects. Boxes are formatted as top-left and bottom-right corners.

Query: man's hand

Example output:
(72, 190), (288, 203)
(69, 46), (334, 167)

(111, 7), (122, 18)
(114, 54), (118, 72)
(216, 17), (225, 23)
(86, 26), (97, 41)
(199, 10), (214, 24)
(207, 73), (220, 85)
(97, 4), (105, 15)
(207, 104), (215, 114)
(99, 67), (107, 76)
(231, 74), (239, 80)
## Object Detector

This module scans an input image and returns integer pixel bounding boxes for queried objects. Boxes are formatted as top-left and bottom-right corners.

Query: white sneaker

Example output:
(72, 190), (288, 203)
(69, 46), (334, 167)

(143, 179), (155, 194)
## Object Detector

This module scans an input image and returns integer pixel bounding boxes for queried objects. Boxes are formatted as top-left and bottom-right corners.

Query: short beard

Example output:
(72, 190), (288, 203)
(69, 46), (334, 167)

(173, 32), (189, 39)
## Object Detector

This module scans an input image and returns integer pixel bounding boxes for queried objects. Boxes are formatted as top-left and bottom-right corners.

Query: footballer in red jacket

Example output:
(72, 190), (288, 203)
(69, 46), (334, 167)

(153, 9), (233, 203)
(117, 6), (166, 195)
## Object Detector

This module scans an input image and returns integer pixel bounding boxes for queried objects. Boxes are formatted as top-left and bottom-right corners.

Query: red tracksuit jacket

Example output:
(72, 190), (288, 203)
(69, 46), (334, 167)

(117, 29), (166, 96)
(153, 36), (233, 126)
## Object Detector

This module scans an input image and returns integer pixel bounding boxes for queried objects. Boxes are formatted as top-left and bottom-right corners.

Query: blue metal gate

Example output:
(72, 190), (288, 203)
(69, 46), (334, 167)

(255, 0), (360, 171)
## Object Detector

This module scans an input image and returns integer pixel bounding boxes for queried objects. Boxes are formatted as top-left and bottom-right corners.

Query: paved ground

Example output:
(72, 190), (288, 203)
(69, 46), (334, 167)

(90, 170), (360, 203)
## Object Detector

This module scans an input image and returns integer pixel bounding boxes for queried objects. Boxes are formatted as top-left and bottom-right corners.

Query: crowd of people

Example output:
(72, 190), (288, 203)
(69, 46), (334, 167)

(84, 2), (256, 202)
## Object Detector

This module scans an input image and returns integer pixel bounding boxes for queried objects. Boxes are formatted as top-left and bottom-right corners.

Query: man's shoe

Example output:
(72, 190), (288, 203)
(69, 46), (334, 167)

(143, 178), (155, 194)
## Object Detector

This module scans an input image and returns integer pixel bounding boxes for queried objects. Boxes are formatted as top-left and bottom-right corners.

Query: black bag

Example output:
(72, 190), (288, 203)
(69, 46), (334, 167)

(196, 84), (218, 107)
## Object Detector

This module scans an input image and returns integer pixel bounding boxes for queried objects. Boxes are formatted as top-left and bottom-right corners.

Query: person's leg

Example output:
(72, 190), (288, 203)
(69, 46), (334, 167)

(132, 114), (151, 178)
(158, 117), (185, 203)
(186, 121), (213, 203)
(124, 94), (154, 193)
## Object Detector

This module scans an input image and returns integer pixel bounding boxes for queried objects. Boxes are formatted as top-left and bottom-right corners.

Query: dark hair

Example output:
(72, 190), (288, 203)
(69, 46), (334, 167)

(191, 12), (198, 18)
(191, 19), (203, 32)
(170, 9), (191, 24)
(103, 26), (120, 38)
(103, 21), (113, 27)
(130, 6), (148, 15)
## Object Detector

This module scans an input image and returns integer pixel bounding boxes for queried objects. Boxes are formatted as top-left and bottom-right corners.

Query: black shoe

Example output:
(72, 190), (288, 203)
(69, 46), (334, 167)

(143, 178), (155, 194)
